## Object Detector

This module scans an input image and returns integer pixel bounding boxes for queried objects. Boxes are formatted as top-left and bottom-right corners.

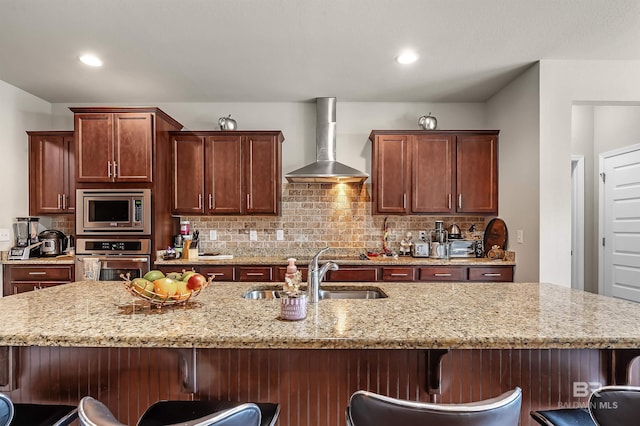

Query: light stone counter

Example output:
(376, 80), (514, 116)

(155, 256), (515, 266)
(0, 280), (638, 349)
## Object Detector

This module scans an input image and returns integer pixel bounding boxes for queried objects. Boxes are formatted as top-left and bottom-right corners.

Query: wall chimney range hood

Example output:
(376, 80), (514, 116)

(285, 97), (368, 183)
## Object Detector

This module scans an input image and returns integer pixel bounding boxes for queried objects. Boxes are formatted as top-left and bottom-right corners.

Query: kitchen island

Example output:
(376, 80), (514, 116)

(1, 280), (639, 425)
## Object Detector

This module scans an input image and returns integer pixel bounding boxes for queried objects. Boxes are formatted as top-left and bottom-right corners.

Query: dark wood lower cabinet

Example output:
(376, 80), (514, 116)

(2, 264), (74, 296)
(2, 346), (638, 426)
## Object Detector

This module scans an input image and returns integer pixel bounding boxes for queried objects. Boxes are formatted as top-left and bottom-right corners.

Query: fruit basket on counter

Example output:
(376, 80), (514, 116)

(121, 269), (211, 308)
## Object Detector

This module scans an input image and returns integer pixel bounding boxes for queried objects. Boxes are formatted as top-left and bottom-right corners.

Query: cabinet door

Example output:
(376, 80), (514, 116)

(12, 282), (67, 295)
(327, 267), (379, 282)
(418, 266), (466, 281)
(237, 267), (273, 281)
(172, 135), (205, 214)
(373, 135), (410, 214)
(75, 113), (114, 182)
(456, 135), (498, 214)
(205, 135), (242, 214)
(29, 134), (66, 214)
(64, 135), (75, 212)
(114, 113), (153, 182)
(412, 135), (454, 213)
(200, 266), (236, 281)
(243, 135), (280, 215)
(468, 266), (513, 282)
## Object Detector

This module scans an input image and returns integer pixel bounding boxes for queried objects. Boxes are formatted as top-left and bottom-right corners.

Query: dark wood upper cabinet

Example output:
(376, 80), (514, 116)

(74, 112), (152, 182)
(28, 131), (75, 215)
(369, 130), (498, 215)
(171, 131), (283, 216)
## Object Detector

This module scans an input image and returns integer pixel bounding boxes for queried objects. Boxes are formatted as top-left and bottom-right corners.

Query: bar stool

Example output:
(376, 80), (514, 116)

(0, 393), (78, 426)
(529, 408), (594, 426)
(79, 397), (261, 426)
(78, 396), (279, 426)
(346, 387), (522, 426)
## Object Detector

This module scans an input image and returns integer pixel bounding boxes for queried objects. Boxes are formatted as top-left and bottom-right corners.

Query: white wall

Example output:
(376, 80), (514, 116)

(539, 60), (640, 287)
(486, 64), (540, 282)
(51, 101), (487, 182)
(0, 80), (52, 251)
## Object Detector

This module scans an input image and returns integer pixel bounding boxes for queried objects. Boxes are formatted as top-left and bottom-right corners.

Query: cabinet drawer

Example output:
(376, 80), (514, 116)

(274, 267), (308, 282)
(382, 267), (416, 281)
(200, 266), (236, 281)
(238, 267), (273, 282)
(327, 267), (379, 282)
(418, 266), (466, 281)
(468, 266), (513, 282)
(12, 282), (67, 294)
(9, 266), (73, 281)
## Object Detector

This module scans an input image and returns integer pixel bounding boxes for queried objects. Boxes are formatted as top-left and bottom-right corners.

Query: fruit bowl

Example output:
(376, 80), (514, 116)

(121, 270), (211, 308)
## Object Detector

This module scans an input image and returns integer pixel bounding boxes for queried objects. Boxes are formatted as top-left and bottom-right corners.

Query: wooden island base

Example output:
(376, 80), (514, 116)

(2, 347), (639, 426)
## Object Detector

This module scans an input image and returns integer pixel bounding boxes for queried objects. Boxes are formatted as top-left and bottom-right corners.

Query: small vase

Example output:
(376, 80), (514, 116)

(280, 294), (307, 320)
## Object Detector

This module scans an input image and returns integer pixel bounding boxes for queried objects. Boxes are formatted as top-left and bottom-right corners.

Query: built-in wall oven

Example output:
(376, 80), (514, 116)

(75, 238), (151, 281)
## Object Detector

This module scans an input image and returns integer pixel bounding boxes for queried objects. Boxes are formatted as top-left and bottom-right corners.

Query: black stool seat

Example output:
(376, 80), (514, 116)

(137, 400), (280, 426)
(530, 408), (595, 426)
(12, 403), (78, 426)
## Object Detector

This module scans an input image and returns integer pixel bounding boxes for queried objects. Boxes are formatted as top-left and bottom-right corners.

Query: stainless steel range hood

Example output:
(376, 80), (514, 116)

(285, 97), (368, 183)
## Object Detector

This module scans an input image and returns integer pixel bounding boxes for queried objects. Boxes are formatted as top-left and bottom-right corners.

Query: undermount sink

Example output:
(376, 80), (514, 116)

(242, 286), (387, 300)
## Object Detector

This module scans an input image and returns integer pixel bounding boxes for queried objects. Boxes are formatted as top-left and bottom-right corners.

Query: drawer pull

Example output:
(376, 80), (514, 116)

(390, 273), (409, 277)
(246, 272), (265, 276)
(434, 273), (452, 277)
(482, 273), (502, 277)
(207, 273), (225, 277)
(28, 272), (47, 276)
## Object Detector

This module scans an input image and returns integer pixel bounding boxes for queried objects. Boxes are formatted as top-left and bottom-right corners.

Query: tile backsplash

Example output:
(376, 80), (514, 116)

(182, 183), (488, 257)
(46, 184), (489, 258)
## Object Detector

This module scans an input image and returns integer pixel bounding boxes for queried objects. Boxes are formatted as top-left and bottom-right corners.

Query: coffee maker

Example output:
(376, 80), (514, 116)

(9, 217), (42, 260)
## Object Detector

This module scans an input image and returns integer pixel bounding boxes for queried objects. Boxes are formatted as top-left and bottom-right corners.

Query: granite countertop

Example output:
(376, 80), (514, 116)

(0, 280), (638, 350)
(155, 256), (516, 266)
(1, 257), (75, 265)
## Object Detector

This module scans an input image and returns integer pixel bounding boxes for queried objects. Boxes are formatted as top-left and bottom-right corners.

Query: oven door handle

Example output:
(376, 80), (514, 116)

(82, 256), (149, 263)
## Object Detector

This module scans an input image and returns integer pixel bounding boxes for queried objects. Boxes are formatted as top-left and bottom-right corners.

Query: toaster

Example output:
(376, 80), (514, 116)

(411, 242), (430, 257)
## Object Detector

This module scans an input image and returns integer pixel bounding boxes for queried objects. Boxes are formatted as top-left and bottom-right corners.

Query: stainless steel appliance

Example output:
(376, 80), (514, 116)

(9, 217), (42, 260)
(430, 221), (449, 259)
(449, 240), (480, 258)
(76, 189), (151, 235)
(38, 229), (68, 257)
(411, 242), (430, 257)
(75, 238), (151, 281)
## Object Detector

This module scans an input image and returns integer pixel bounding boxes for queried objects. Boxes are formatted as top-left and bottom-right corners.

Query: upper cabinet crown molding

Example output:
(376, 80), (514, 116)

(369, 130), (499, 215)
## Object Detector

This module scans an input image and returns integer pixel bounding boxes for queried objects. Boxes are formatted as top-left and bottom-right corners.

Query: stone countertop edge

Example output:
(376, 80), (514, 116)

(155, 256), (516, 266)
(1, 258), (75, 265)
(0, 280), (638, 350)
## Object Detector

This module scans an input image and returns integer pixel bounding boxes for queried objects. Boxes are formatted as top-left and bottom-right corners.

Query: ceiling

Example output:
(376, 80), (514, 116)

(1, 0), (639, 104)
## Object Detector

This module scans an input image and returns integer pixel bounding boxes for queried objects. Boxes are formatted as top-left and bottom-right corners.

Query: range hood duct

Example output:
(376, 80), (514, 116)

(285, 97), (368, 183)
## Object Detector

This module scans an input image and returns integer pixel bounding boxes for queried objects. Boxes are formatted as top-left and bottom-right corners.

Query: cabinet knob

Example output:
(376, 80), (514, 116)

(458, 194), (462, 209)
(198, 194), (202, 209)
(108, 161), (112, 177)
(57, 194), (62, 210)
(209, 194), (213, 209)
(113, 161), (117, 178)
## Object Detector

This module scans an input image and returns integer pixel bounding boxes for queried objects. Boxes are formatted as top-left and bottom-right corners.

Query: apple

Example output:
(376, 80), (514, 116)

(187, 273), (207, 291)
(174, 280), (192, 301)
(130, 278), (155, 298)
(153, 277), (178, 299)
(181, 271), (197, 282)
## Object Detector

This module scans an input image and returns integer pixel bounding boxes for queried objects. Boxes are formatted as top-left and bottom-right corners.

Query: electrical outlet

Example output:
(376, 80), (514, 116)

(517, 229), (524, 244)
(276, 229), (284, 241)
(418, 230), (427, 240)
(0, 228), (9, 241)
(249, 230), (258, 241)
(209, 230), (217, 241)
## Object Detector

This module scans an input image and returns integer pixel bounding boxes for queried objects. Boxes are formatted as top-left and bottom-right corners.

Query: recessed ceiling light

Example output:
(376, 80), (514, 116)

(396, 51), (418, 65)
(79, 54), (103, 67)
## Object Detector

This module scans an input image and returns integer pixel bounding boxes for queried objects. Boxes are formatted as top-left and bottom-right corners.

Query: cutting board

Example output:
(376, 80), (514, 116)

(483, 218), (508, 256)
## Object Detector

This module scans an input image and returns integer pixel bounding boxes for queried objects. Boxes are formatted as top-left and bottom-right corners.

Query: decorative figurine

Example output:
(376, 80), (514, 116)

(399, 232), (413, 256)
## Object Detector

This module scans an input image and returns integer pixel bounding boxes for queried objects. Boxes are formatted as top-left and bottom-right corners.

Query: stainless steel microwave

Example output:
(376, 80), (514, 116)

(76, 189), (151, 235)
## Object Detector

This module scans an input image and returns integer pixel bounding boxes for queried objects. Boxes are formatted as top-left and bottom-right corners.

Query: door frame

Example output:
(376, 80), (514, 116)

(571, 155), (585, 291)
(598, 143), (640, 295)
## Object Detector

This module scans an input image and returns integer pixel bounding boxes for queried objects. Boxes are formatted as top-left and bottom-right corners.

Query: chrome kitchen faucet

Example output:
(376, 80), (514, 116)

(308, 247), (339, 303)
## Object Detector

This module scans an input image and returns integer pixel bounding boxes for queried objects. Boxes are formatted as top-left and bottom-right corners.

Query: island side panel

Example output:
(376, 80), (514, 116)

(3, 347), (639, 426)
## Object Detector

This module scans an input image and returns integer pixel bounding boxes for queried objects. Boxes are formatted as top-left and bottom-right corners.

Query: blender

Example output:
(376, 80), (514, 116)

(430, 220), (449, 259)
(9, 217), (43, 260)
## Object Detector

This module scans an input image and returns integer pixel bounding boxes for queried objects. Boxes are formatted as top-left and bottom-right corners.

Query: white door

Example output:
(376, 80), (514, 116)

(599, 144), (640, 301)
(571, 156), (585, 291)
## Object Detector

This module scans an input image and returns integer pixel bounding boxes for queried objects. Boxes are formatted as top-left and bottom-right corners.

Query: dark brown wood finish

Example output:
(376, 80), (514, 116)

(172, 134), (206, 214)
(327, 266), (379, 282)
(275, 266), (309, 282)
(381, 267), (416, 281)
(412, 134), (454, 213)
(456, 134), (498, 213)
(206, 135), (242, 214)
(468, 266), (514, 282)
(2, 264), (74, 296)
(369, 130), (499, 215)
(371, 134), (410, 214)
(27, 131), (75, 215)
(237, 267), (273, 282)
(2, 347), (638, 426)
(418, 266), (467, 281)
(170, 131), (283, 216)
(74, 113), (113, 182)
(113, 113), (153, 182)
